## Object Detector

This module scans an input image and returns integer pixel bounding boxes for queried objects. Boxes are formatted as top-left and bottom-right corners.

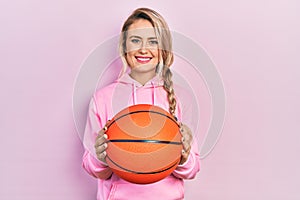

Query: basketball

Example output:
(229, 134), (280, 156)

(105, 104), (182, 184)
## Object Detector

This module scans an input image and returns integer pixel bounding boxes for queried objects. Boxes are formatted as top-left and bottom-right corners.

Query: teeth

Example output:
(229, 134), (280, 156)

(136, 57), (151, 61)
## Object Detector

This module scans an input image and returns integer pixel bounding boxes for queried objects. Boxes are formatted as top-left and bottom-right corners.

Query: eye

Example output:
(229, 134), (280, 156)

(149, 40), (158, 45)
(131, 38), (141, 44)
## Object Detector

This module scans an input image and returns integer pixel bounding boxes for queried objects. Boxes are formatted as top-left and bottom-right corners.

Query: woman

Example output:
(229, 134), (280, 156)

(83, 7), (200, 200)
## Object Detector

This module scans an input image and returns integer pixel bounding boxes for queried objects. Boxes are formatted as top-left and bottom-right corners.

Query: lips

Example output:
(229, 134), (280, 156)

(135, 56), (152, 64)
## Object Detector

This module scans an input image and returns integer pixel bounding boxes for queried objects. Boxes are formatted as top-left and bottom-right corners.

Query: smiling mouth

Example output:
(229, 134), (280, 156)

(135, 56), (152, 64)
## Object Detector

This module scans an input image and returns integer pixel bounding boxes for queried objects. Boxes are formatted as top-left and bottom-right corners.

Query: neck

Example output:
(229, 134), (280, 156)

(129, 70), (157, 85)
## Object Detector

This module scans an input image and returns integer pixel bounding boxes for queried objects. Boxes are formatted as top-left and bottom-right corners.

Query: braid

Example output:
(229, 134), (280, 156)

(162, 66), (177, 118)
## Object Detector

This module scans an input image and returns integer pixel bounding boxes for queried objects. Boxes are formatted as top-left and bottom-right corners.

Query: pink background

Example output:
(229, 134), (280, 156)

(1, 0), (299, 199)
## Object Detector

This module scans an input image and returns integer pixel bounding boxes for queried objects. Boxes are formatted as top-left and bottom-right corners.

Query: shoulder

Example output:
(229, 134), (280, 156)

(90, 83), (118, 111)
(94, 82), (118, 99)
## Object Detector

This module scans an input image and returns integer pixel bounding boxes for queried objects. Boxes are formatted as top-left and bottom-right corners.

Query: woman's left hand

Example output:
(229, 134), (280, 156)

(179, 123), (193, 165)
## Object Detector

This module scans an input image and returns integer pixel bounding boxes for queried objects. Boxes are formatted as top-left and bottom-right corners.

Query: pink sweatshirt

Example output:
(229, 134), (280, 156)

(82, 73), (200, 200)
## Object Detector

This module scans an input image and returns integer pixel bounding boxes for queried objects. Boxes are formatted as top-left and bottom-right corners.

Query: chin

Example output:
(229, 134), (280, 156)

(133, 63), (157, 71)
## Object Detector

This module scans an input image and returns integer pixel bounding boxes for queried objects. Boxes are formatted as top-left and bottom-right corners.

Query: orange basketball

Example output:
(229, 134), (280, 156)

(105, 104), (182, 184)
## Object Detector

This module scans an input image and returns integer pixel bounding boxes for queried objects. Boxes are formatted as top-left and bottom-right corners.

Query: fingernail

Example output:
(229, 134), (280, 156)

(103, 134), (108, 139)
(181, 137), (185, 142)
(181, 149), (185, 155)
(103, 126), (108, 131)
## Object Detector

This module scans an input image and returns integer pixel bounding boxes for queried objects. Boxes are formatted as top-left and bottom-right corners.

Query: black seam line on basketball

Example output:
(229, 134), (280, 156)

(108, 139), (182, 145)
(106, 110), (179, 129)
(106, 155), (180, 175)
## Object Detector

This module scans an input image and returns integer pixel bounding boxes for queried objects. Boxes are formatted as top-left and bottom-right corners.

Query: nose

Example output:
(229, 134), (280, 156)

(138, 40), (148, 54)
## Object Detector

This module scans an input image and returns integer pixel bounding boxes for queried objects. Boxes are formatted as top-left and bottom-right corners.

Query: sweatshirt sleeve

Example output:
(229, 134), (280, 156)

(172, 138), (200, 179)
(82, 96), (112, 179)
(172, 87), (200, 179)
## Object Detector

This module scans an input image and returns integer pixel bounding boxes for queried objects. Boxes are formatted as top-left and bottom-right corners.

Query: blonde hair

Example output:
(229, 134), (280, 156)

(118, 8), (177, 118)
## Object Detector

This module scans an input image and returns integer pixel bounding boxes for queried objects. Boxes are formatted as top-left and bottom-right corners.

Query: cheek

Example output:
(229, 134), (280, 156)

(125, 40), (139, 53)
(125, 52), (135, 67)
(125, 46), (136, 59)
(152, 50), (160, 62)
(149, 48), (158, 57)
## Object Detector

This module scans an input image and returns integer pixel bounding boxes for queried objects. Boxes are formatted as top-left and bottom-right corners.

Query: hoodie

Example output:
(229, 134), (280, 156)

(82, 73), (200, 200)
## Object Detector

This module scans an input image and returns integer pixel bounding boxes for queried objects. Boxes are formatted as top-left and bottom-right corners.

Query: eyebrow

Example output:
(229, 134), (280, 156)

(129, 35), (158, 40)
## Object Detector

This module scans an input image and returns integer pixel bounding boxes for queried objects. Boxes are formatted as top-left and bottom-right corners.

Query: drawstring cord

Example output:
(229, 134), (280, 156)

(151, 81), (156, 105)
(132, 81), (156, 106)
(132, 82), (137, 105)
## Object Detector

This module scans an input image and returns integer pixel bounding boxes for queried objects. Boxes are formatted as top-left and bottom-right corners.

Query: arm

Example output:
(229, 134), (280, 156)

(172, 88), (201, 179)
(82, 150), (112, 179)
(82, 96), (112, 179)
(172, 133), (200, 179)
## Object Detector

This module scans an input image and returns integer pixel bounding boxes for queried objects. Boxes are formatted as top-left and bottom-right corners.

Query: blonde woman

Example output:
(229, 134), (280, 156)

(83, 7), (200, 200)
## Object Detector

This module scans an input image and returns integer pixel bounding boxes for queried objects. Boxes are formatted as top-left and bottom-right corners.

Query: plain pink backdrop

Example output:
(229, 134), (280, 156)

(1, 0), (299, 199)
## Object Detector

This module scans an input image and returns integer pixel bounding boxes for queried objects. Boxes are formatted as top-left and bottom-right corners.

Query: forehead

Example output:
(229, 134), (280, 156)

(127, 19), (156, 38)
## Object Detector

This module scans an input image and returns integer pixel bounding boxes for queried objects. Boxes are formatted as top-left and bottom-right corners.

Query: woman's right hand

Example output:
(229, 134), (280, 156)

(94, 128), (108, 164)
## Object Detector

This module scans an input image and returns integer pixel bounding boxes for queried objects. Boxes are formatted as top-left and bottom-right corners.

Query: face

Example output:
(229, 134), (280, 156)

(125, 19), (159, 75)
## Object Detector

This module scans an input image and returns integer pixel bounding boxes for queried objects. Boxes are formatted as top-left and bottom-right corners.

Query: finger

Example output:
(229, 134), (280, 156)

(97, 151), (107, 162)
(180, 149), (189, 163)
(98, 128), (105, 135)
(95, 143), (108, 155)
(181, 149), (188, 157)
(180, 131), (191, 146)
(102, 125), (108, 132)
(94, 134), (108, 148)
(182, 140), (191, 153)
(179, 124), (184, 135)
(180, 133), (188, 152)
(97, 125), (109, 137)
(181, 124), (192, 137)
(181, 133), (192, 146)
(180, 124), (193, 142)
(179, 124), (190, 139)
(95, 130), (105, 142)
(180, 132), (191, 153)
(181, 145), (191, 159)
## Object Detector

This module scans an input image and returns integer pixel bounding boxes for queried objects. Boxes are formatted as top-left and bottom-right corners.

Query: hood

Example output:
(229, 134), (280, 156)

(115, 73), (164, 105)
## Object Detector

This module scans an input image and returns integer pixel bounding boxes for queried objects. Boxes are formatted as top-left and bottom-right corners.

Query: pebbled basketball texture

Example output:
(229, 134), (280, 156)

(105, 104), (182, 184)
